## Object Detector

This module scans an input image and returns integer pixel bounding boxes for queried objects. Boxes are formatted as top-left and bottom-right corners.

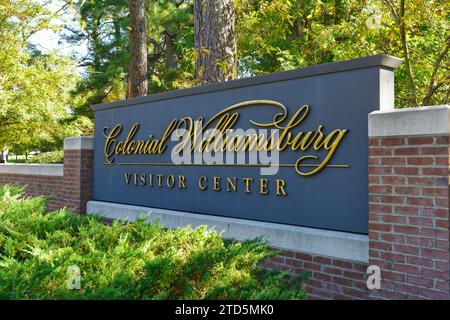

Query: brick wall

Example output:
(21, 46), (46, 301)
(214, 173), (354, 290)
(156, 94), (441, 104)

(368, 135), (449, 299)
(0, 173), (64, 211)
(0, 136), (94, 214)
(263, 250), (369, 300)
(63, 148), (93, 214)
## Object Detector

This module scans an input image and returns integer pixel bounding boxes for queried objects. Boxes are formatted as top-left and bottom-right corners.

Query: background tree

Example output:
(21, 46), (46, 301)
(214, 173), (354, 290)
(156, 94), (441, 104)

(128, 0), (148, 97)
(194, 0), (236, 84)
(0, 0), (80, 161)
(235, 0), (449, 107)
(66, 0), (193, 117)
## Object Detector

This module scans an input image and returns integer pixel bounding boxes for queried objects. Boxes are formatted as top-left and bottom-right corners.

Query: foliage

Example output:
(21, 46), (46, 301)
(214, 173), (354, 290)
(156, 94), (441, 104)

(235, 0), (449, 107)
(65, 0), (195, 118)
(0, 0), (82, 154)
(27, 150), (64, 164)
(0, 185), (308, 299)
(64, 0), (449, 111)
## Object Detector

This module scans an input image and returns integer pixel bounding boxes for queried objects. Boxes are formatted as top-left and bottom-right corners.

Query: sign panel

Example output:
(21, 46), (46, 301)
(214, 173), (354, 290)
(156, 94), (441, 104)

(92, 55), (401, 234)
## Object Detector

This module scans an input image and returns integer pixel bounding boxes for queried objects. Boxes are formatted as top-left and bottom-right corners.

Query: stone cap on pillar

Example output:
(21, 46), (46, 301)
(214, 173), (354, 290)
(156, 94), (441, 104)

(369, 105), (450, 137)
(64, 136), (94, 150)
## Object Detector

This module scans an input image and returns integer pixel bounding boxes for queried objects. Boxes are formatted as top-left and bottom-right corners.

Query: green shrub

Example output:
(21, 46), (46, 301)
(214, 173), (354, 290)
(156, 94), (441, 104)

(0, 184), (308, 299)
(27, 150), (63, 164)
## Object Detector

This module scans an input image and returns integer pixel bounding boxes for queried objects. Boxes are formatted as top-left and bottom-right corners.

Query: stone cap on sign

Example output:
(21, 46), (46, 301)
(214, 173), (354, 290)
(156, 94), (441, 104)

(87, 200), (369, 263)
(64, 136), (94, 150)
(91, 54), (402, 112)
(369, 105), (450, 137)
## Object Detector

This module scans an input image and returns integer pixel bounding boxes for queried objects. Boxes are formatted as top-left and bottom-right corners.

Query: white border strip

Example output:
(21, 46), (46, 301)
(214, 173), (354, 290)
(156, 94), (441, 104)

(0, 164), (63, 176)
(369, 105), (450, 137)
(87, 200), (369, 263)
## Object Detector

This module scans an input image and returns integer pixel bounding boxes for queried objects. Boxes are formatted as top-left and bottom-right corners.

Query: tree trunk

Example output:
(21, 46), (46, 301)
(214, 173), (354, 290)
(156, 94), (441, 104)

(398, 0), (417, 106)
(165, 30), (178, 70)
(128, 0), (148, 98)
(194, 0), (236, 84)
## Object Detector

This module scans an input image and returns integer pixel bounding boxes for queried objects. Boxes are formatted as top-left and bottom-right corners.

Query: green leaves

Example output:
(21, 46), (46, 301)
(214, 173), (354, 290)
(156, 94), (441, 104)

(0, 1), (81, 153)
(0, 184), (307, 299)
(235, 0), (449, 107)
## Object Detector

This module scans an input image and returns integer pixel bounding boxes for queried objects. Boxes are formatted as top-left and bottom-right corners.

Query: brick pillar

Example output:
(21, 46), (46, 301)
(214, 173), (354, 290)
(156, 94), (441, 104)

(63, 136), (94, 214)
(368, 106), (450, 299)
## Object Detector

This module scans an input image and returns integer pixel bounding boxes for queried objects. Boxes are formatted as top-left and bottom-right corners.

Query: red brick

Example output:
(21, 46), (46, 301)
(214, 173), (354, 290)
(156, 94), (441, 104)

(380, 252), (405, 263)
(380, 137), (405, 146)
(369, 176), (381, 184)
(394, 167), (419, 175)
(434, 198), (449, 208)
(342, 271), (363, 280)
(380, 233), (405, 243)
(435, 281), (450, 291)
(383, 271), (405, 282)
(313, 256), (332, 265)
(303, 262), (320, 271)
(421, 146), (448, 155)
(369, 185), (392, 194)
(393, 147), (419, 155)
(434, 156), (450, 166)
(381, 215), (407, 224)
(371, 241), (392, 251)
(285, 258), (302, 268)
(313, 272), (332, 282)
(333, 260), (353, 269)
(380, 157), (406, 165)
(421, 248), (449, 261)
(333, 276), (353, 287)
(406, 157), (433, 166)
(435, 136), (449, 144)
(393, 244), (420, 255)
(421, 268), (449, 279)
(392, 264), (419, 275)
(420, 289), (449, 300)
(370, 167), (393, 175)
(280, 251), (295, 258)
(422, 208), (448, 217)
(423, 167), (448, 176)
(381, 176), (406, 185)
(408, 217), (433, 227)
(394, 186), (419, 195)
(369, 148), (392, 156)
(369, 223), (392, 232)
(394, 206), (419, 215)
(407, 177), (434, 186)
(421, 187), (448, 197)
(323, 267), (342, 276)
(420, 228), (448, 239)
(294, 252), (312, 261)
(406, 256), (433, 267)
(435, 219), (449, 229)
(408, 137), (434, 145)
(406, 197), (433, 206)
(393, 225), (419, 235)
(381, 195), (405, 204)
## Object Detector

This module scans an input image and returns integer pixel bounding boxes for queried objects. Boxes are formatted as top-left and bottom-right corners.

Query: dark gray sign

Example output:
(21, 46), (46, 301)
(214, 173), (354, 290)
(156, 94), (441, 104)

(92, 55), (401, 234)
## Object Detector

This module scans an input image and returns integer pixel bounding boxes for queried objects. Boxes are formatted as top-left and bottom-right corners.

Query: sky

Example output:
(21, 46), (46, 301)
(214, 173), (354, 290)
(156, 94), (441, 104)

(28, 0), (88, 59)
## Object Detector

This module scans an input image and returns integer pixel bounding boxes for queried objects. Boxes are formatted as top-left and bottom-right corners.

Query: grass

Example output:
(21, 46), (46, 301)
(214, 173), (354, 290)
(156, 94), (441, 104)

(2, 155), (28, 164)
(0, 184), (308, 300)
